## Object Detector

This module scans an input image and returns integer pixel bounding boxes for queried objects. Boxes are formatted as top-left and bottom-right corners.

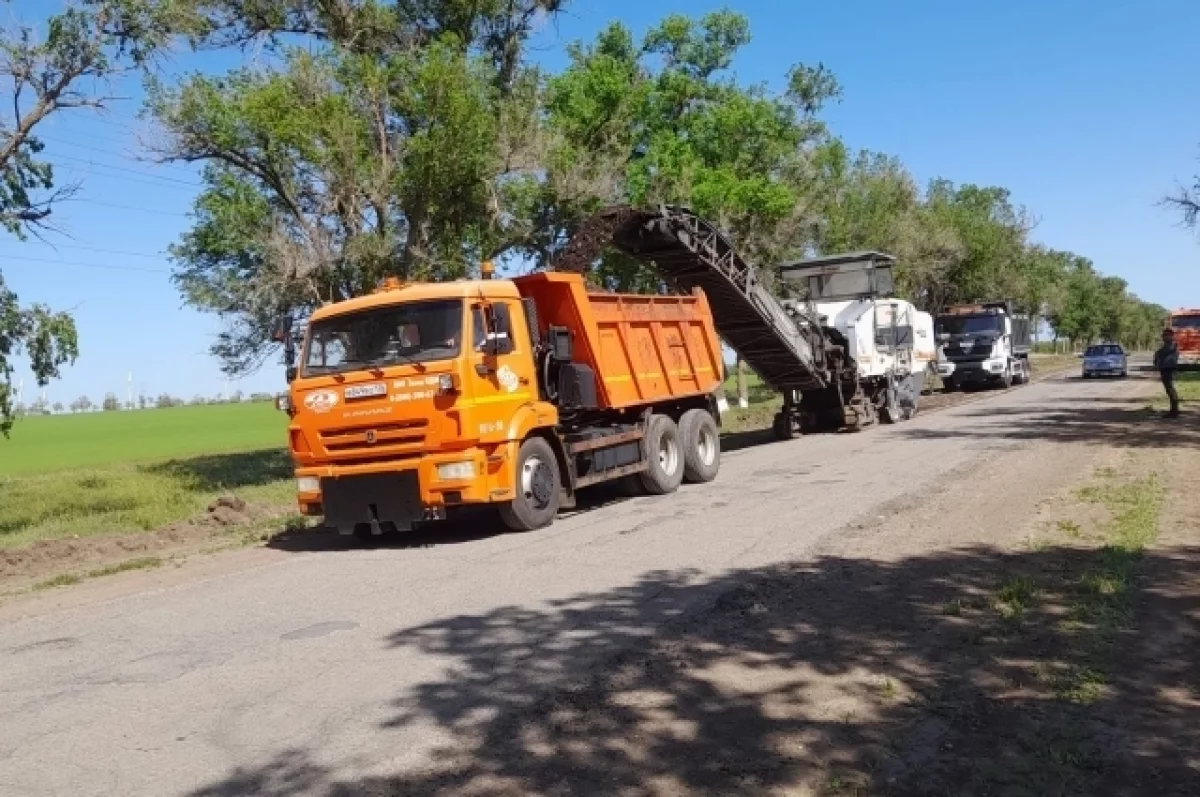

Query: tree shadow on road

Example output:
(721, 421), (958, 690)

(187, 544), (1200, 796)
(899, 401), (1200, 450)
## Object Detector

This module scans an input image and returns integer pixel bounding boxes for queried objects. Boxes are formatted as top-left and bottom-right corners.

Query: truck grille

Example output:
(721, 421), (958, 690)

(319, 419), (428, 456)
(946, 341), (993, 360)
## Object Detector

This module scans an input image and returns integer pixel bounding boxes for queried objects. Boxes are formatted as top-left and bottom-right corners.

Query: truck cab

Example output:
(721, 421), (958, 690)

(935, 302), (1031, 390)
(1168, 309), (1200, 368)
(286, 277), (555, 535)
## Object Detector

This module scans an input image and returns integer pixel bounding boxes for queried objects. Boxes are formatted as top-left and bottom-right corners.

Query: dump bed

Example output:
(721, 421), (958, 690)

(515, 272), (723, 410)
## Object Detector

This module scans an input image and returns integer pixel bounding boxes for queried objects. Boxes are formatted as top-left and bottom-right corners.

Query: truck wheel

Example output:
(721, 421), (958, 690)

(880, 384), (900, 424)
(499, 437), (560, 531)
(638, 414), (685, 495)
(942, 377), (957, 393)
(1000, 366), (1013, 389)
(773, 411), (797, 440)
(680, 409), (720, 483)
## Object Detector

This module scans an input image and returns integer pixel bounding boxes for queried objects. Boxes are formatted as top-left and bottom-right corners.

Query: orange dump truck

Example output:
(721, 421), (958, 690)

(1168, 309), (1200, 368)
(281, 270), (725, 535)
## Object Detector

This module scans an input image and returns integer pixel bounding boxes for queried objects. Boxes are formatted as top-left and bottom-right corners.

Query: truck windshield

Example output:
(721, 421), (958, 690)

(937, 315), (1001, 336)
(302, 299), (463, 376)
(1170, 315), (1200, 330)
(1085, 345), (1122, 356)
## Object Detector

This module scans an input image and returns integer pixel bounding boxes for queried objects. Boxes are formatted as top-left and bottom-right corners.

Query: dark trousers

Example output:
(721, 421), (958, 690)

(1162, 369), (1180, 414)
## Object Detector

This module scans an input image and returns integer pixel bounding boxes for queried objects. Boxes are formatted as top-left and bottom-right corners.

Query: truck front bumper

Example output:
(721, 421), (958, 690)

(937, 359), (1007, 383)
(293, 445), (512, 532)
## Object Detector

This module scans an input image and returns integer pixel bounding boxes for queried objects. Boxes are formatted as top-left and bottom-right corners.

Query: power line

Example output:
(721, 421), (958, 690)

(37, 132), (195, 173)
(51, 152), (202, 187)
(0, 241), (166, 259)
(64, 198), (190, 217)
(56, 164), (201, 192)
(0, 253), (171, 274)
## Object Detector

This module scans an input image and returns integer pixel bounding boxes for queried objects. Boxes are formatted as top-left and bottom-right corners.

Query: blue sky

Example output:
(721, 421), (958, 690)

(3, 0), (1199, 405)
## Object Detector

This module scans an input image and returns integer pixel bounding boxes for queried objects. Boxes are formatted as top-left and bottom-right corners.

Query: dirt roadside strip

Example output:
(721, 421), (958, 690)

(358, 373), (1200, 796)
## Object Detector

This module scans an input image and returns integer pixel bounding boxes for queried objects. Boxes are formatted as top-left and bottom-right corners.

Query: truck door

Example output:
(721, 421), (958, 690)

(465, 300), (536, 444)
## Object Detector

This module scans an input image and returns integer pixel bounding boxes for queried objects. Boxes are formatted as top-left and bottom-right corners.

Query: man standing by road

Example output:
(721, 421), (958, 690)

(1154, 328), (1181, 418)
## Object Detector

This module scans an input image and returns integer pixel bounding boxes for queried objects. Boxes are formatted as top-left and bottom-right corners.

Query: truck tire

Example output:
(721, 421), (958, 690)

(773, 411), (799, 440)
(942, 377), (957, 393)
(1000, 365), (1013, 389)
(499, 436), (560, 531)
(679, 408), (720, 483)
(880, 383), (900, 424)
(638, 414), (685, 495)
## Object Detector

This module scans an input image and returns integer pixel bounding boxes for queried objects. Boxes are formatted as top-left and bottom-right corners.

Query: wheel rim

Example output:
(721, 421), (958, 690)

(696, 424), (717, 466)
(658, 432), (679, 475)
(521, 455), (553, 508)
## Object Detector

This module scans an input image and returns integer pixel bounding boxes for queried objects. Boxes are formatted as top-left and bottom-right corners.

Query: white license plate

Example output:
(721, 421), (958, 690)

(344, 383), (386, 399)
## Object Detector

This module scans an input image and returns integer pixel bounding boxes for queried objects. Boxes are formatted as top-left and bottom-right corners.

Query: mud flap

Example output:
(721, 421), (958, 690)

(322, 472), (424, 533)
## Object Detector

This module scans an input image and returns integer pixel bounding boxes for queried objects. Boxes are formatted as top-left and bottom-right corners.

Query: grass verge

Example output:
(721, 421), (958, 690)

(32, 555), (164, 591)
(1007, 466), (1164, 708)
(0, 449), (293, 548)
(1151, 370), (1200, 410)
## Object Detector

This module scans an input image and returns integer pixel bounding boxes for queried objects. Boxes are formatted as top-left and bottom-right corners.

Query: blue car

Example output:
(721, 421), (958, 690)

(1081, 343), (1127, 378)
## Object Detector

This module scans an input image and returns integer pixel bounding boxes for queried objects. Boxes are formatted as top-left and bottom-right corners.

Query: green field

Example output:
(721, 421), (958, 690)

(0, 403), (293, 548)
(1, 402), (286, 476)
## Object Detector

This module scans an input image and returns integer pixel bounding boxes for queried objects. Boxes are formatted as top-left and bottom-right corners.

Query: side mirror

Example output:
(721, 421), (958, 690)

(274, 315), (297, 369)
(286, 366), (298, 382)
(483, 302), (515, 356)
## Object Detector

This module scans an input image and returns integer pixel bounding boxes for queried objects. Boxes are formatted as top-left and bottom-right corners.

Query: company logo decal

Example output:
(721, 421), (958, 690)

(304, 390), (339, 413)
(497, 365), (519, 393)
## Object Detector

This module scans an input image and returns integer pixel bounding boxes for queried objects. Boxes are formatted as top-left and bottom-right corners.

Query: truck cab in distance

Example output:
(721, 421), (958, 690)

(1168, 309), (1200, 369)
(935, 302), (1032, 390)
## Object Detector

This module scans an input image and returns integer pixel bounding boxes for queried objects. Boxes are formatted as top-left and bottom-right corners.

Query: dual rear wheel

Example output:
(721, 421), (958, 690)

(500, 409), (721, 532)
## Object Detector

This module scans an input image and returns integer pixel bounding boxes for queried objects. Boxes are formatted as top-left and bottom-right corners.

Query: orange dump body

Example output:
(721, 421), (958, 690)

(514, 272), (724, 409)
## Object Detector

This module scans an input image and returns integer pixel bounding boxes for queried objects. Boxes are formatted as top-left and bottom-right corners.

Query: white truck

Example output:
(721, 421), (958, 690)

(935, 302), (1032, 391)
(777, 251), (936, 435)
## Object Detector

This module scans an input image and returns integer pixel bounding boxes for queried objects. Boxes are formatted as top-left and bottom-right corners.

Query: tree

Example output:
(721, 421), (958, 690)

(70, 395), (92, 413)
(102, 392), (120, 411)
(149, 0), (560, 374)
(0, 0), (178, 434)
(29, 396), (49, 415)
(0, 276), (77, 434)
(52, 401), (63, 413)
(155, 393), (181, 408)
(536, 11), (840, 290)
(137, 394), (147, 409)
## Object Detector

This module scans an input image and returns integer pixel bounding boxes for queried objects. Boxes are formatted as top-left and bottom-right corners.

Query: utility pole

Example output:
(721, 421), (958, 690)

(127, 371), (133, 410)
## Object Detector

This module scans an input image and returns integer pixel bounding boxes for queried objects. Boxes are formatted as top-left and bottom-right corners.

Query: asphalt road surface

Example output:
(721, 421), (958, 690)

(0, 366), (1153, 796)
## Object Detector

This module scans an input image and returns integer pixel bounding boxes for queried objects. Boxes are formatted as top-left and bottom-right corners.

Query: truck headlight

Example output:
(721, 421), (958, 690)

(437, 461), (475, 481)
(296, 476), (320, 494)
